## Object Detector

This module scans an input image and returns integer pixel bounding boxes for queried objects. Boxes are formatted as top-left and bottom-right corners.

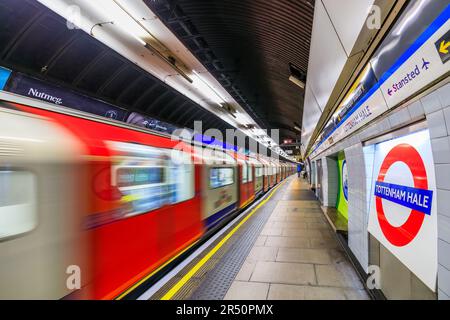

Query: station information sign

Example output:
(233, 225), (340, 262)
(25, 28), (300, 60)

(310, 5), (450, 160)
(380, 17), (450, 108)
(367, 130), (437, 291)
(4, 72), (128, 121)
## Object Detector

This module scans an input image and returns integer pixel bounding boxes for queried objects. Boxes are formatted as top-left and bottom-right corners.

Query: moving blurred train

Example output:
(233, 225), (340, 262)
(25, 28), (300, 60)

(0, 93), (295, 299)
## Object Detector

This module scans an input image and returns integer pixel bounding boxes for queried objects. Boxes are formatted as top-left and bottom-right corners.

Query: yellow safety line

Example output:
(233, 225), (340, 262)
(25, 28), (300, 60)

(161, 180), (287, 300)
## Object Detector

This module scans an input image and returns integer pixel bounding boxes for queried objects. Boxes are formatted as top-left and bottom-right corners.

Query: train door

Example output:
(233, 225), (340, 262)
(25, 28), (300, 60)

(98, 141), (177, 298)
(270, 164), (276, 187)
(0, 109), (87, 299)
(246, 160), (255, 205)
(251, 157), (263, 196)
(238, 158), (255, 209)
(201, 148), (238, 228)
(263, 164), (269, 192)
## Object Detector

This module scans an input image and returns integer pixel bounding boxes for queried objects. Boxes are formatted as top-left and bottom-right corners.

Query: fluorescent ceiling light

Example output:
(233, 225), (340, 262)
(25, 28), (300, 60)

(289, 76), (305, 89)
(131, 34), (147, 46)
(39, 0), (281, 150)
(192, 70), (227, 106)
(82, 0), (193, 83)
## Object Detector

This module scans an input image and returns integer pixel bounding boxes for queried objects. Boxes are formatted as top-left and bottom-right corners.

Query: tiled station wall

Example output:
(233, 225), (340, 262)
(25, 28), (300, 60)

(309, 81), (450, 299)
(321, 157), (339, 208)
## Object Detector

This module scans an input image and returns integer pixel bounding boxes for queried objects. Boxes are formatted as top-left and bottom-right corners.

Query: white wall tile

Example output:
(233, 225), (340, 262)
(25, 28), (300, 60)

(438, 214), (450, 244)
(427, 110), (448, 139)
(388, 107), (411, 127)
(431, 136), (450, 164)
(438, 239), (450, 270)
(437, 83), (450, 109)
(437, 189), (450, 218)
(422, 91), (443, 114)
(443, 107), (450, 136)
(435, 164), (450, 190)
(408, 100), (425, 119)
(438, 265), (450, 296)
(439, 289), (450, 300)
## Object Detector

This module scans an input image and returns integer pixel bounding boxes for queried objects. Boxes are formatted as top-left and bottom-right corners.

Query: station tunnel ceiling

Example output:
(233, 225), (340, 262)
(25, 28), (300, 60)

(0, 0), (234, 134)
(0, 0), (314, 146)
(146, 0), (315, 142)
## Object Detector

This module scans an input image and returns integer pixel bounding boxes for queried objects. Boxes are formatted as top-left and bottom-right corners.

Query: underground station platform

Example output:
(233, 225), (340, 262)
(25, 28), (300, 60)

(119, 176), (369, 301)
(2, 0), (450, 315)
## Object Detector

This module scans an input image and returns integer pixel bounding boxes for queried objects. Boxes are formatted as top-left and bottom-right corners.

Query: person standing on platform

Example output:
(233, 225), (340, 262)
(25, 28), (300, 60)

(297, 162), (302, 178)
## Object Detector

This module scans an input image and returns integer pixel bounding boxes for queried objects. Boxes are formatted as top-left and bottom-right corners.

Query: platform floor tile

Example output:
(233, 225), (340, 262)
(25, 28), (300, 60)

(224, 178), (370, 300)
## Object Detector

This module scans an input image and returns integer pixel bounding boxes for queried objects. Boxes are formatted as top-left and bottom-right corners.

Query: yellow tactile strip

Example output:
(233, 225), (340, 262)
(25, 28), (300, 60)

(149, 179), (290, 300)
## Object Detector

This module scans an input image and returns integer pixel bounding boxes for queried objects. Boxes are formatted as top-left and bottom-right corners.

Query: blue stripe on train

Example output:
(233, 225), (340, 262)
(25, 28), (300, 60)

(205, 202), (238, 229)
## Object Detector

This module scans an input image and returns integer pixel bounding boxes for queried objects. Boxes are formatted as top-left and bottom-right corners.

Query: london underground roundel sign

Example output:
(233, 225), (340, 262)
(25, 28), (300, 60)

(367, 129), (437, 291)
(375, 143), (431, 247)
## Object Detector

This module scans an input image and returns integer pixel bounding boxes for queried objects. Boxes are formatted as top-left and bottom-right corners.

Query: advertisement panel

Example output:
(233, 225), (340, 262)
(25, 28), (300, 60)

(0, 67), (11, 90)
(4, 72), (128, 121)
(367, 130), (437, 291)
(126, 112), (179, 134)
(336, 152), (348, 220)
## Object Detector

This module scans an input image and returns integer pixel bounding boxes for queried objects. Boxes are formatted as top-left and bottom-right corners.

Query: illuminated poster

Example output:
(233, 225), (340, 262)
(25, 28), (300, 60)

(336, 152), (348, 220)
(126, 112), (178, 134)
(5, 72), (128, 121)
(0, 67), (11, 90)
(367, 130), (437, 291)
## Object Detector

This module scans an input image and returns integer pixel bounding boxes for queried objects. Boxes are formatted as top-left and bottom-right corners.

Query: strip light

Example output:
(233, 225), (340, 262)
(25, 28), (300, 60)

(110, 0), (193, 83)
(192, 70), (227, 106)
(37, 0), (288, 159)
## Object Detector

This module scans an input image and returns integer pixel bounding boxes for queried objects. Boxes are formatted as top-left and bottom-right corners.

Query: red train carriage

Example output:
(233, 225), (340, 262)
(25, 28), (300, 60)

(10, 102), (204, 299)
(235, 153), (255, 209)
(0, 93), (295, 300)
(200, 148), (238, 229)
(250, 156), (264, 197)
(258, 156), (271, 192)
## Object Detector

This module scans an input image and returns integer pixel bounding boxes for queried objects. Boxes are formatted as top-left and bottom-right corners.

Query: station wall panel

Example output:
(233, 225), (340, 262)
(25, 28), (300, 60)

(301, 84), (323, 150)
(322, 0), (375, 57)
(345, 143), (370, 271)
(301, 0), (375, 150)
(322, 157), (338, 208)
(310, 80), (450, 299)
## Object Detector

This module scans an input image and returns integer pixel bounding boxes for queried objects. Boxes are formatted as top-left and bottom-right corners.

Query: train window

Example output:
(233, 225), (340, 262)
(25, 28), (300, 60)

(247, 163), (253, 182)
(117, 167), (164, 187)
(168, 150), (195, 204)
(241, 162), (248, 184)
(109, 141), (170, 217)
(210, 167), (234, 189)
(0, 171), (37, 240)
(255, 167), (263, 178)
